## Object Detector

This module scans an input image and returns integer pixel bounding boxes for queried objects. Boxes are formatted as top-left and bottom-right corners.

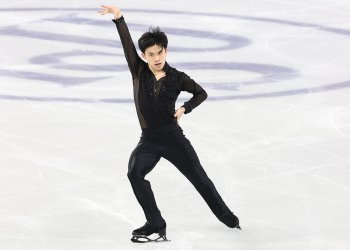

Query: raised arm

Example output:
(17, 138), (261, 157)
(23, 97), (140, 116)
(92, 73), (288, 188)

(99, 5), (142, 77)
(181, 73), (208, 114)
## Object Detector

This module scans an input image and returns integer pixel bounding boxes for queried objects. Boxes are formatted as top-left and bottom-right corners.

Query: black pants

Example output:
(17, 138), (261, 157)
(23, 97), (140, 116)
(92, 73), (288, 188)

(127, 123), (231, 226)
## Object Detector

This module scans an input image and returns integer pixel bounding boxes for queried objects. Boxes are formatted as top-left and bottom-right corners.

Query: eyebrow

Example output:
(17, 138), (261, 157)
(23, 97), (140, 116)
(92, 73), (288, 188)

(148, 48), (163, 55)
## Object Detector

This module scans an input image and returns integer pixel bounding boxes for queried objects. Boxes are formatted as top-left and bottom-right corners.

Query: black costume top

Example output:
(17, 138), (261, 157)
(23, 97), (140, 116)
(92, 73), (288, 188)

(113, 16), (207, 129)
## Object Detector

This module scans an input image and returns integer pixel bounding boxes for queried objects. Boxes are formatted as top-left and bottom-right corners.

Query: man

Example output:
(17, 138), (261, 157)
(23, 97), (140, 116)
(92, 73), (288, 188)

(98, 5), (240, 243)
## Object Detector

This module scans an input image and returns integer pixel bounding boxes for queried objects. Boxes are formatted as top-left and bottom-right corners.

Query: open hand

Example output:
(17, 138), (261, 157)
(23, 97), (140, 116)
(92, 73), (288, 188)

(98, 5), (122, 19)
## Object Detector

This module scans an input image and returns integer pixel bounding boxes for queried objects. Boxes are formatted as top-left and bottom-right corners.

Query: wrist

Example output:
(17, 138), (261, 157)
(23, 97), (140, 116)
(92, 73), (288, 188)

(113, 11), (122, 19)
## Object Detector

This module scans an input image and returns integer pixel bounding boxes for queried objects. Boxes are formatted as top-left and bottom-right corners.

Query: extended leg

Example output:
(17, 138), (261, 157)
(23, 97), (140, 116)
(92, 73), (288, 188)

(162, 133), (240, 229)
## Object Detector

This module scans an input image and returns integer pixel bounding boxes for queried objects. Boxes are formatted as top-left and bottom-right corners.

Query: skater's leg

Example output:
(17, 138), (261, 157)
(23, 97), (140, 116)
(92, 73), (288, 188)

(128, 140), (165, 226)
(163, 139), (229, 217)
(162, 129), (239, 227)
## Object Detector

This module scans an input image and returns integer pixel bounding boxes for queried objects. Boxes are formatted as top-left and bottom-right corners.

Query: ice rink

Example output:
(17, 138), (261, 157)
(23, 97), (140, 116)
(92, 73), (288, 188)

(1, 0), (350, 249)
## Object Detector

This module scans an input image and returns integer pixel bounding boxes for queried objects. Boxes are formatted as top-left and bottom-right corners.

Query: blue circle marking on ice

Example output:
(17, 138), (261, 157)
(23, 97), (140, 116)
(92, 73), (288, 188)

(0, 8), (350, 102)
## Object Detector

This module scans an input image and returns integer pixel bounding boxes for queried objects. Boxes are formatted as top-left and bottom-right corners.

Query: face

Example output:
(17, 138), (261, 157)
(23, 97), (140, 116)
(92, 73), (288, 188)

(142, 44), (168, 72)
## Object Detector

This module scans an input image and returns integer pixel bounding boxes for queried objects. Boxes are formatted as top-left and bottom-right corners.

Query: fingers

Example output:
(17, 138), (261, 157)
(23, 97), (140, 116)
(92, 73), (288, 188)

(98, 5), (121, 18)
(97, 5), (107, 14)
(100, 5), (111, 10)
(174, 111), (183, 121)
(174, 108), (184, 116)
(98, 5), (111, 14)
(98, 11), (107, 15)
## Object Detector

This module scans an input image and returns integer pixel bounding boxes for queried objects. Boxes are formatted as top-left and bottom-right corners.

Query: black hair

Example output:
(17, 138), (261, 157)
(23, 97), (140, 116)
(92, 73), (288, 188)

(138, 26), (168, 53)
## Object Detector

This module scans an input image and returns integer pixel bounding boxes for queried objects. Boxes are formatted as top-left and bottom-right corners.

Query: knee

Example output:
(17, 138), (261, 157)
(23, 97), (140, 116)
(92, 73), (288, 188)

(189, 168), (213, 188)
(127, 169), (143, 182)
(127, 169), (135, 181)
(128, 158), (140, 181)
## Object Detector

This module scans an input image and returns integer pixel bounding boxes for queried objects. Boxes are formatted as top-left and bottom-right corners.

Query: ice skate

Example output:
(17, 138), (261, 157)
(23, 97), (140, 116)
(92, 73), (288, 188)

(219, 211), (241, 230)
(131, 221), (169, 243)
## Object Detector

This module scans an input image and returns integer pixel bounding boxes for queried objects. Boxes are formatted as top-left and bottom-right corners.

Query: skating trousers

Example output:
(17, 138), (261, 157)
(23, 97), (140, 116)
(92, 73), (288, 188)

(127, 122), (230, 223)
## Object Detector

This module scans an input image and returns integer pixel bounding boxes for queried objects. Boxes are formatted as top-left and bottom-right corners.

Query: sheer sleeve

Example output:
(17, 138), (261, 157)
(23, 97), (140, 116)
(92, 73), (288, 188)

(112, 16), (142, 78)
(181, 73), (208, 114)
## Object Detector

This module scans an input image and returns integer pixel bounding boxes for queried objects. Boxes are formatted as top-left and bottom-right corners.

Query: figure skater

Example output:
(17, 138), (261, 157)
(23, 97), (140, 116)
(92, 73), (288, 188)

(98, 4), (241, 243)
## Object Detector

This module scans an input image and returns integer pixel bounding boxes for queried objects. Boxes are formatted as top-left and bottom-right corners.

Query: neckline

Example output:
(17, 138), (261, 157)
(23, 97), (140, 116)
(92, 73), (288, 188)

(156, 76), (166, 82)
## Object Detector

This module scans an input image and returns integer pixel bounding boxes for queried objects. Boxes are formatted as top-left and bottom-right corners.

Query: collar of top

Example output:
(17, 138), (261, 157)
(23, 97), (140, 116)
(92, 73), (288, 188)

(162, 62), (171, 73)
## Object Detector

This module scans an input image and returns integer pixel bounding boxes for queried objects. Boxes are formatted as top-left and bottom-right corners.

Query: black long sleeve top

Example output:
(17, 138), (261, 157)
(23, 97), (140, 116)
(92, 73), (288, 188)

(113, 16), (207, 129)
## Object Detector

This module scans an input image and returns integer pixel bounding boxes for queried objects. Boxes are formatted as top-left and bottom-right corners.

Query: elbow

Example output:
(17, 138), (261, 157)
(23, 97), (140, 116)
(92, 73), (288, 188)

(202, 89), (208, 101)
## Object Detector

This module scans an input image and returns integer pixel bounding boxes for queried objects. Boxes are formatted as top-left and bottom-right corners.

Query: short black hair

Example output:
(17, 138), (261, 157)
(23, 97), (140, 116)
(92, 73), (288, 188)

(138, 26), (168, 53)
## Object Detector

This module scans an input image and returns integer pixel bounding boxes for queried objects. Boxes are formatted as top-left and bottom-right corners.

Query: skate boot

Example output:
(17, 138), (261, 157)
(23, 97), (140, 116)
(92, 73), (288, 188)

(219, 211), (241, 230)
(131, 221), (169, 243)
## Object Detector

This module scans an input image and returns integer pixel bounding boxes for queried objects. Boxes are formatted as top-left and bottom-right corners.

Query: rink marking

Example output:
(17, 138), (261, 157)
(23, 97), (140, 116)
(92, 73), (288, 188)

(1, 8), (349, 102)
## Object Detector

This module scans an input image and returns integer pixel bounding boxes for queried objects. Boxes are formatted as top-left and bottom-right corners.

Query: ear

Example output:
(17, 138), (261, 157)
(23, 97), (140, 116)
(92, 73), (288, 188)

(141, 53), (147, 61)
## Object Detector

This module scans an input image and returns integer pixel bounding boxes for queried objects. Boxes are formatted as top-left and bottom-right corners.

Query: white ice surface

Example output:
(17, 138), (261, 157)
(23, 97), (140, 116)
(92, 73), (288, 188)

(1, 0), (350, 249)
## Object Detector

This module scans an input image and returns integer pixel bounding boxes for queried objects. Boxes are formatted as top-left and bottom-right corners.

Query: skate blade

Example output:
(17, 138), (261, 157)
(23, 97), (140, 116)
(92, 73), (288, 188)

(131, 233), (170, 243)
